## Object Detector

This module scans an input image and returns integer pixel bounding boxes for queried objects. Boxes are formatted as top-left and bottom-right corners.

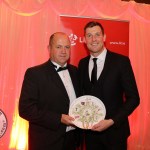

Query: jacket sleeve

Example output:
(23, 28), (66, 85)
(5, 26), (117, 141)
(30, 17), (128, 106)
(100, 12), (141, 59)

(19, 68), (62, 131)
(112, 57), (140, 127)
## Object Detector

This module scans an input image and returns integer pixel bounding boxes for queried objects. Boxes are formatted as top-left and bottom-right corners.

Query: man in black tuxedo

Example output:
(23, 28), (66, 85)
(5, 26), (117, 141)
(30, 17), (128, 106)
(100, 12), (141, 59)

(78, 21), (140, 150)
(19, 32), (80, 150)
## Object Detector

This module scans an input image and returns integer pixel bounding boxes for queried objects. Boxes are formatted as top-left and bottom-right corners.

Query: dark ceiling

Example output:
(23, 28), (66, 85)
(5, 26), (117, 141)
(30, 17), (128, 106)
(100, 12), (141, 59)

(122, 0), (150, 4)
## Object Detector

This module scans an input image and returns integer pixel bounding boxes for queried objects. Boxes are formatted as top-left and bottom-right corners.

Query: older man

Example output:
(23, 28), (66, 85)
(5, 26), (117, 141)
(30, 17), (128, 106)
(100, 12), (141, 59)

(19, 32), (80, 150)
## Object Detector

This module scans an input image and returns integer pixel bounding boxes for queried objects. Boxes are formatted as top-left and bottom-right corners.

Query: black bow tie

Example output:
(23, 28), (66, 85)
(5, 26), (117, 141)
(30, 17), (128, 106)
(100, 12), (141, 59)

(57, 66), (68, 72)
(51, 62), (68, 72)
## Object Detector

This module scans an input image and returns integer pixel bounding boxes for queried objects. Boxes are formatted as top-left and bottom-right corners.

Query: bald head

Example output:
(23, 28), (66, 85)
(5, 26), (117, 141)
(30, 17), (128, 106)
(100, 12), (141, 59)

(48, 32), (71, 66)
(49, 32), (70, 48)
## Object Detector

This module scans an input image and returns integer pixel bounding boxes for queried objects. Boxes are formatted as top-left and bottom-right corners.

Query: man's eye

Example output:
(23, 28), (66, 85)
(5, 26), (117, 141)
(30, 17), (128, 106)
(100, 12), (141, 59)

(96, 33), (101, 37)
(65, 46), (70, 49)
(87, 34), (92, 38)
(56, 46), (61, 48)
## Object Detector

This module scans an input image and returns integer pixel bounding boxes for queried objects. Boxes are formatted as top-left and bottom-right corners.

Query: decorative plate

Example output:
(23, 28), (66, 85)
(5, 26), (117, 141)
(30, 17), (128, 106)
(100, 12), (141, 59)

(69, 95), (106, 129)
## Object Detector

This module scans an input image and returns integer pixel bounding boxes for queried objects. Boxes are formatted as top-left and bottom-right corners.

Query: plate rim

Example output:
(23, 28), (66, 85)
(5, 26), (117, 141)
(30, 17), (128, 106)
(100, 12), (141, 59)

(69, 95), (106, 129)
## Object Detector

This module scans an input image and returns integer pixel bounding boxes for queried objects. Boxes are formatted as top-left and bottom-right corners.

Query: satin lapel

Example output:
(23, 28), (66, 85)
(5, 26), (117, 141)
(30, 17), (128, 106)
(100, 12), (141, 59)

(45, 60), (69, 99)
(67, 65), (79, 97)
(85, 56), (91, 83)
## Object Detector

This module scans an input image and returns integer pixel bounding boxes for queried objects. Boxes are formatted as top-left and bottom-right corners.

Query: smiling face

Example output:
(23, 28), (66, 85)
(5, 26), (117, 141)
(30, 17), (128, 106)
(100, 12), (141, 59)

(85, 25), (106, 57)
(49, 32), (71, 66)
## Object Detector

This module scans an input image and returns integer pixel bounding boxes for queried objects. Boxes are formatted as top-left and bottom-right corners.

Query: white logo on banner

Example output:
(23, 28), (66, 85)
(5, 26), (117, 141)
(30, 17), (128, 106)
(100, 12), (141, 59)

(69, 34), (78, 46)
(0, 109), (7, 138)
(69, 33), (85, 46)
(110, 41), (126, 45)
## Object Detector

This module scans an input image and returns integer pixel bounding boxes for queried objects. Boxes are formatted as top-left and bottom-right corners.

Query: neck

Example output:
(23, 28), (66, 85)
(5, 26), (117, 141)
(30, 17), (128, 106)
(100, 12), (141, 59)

(91, 48), (105, 57)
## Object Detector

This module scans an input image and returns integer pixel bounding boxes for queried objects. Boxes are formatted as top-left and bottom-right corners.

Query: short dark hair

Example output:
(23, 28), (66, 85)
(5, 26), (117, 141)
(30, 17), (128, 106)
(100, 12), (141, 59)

(84, 21), (104, 35)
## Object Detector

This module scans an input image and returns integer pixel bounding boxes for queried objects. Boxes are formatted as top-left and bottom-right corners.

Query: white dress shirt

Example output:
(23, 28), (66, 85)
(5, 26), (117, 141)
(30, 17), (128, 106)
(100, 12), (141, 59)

(51, 61), (76, 132)
(89, 48), (107, 81)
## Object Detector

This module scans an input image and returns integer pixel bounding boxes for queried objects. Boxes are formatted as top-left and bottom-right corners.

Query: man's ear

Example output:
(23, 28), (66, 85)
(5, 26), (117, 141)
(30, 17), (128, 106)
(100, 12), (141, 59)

(84, 36), (86, 44)
(47, 45), (51, 56)
(47, 45), (50, 51)
(103, 34), (106, 42)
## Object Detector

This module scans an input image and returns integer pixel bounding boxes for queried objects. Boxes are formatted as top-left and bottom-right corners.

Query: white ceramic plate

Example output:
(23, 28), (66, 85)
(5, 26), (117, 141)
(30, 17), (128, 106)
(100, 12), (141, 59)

(69, 95), (106, 129)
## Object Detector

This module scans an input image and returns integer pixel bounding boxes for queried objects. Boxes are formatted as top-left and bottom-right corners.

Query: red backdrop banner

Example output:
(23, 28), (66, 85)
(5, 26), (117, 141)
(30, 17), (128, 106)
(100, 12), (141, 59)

(60, 15), (129, 66)
(60, 15), (129, 150)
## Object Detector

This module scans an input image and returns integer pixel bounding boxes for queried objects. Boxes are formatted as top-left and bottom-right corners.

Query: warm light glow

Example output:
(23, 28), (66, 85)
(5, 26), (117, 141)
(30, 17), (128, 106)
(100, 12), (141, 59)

(3, 0), (47, 16)
(9, 100), (28, 150)
(0, 1), (150, 149)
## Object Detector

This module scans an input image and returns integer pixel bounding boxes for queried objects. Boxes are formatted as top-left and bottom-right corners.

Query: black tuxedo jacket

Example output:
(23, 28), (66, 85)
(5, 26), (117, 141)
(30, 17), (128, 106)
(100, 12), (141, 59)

(19, 60), (80, 150)
(78, 50), (140, 142)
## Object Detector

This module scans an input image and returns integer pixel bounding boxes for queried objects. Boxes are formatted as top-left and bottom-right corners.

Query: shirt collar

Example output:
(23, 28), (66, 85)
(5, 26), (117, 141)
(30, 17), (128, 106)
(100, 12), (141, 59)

(51, 61), (67, 70)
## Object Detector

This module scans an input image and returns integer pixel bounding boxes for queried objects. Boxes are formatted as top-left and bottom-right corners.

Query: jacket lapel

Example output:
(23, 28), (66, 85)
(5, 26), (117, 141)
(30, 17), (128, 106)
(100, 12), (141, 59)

(67, 65), (79, 97)
(85, 56), (92, 83)
(45, 60), (69, 100)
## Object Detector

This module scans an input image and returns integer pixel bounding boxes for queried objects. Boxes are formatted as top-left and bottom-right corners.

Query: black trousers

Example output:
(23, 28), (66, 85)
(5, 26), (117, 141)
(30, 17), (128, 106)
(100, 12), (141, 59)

(63, 130), (77, 150)
(85, 131), (127, 150)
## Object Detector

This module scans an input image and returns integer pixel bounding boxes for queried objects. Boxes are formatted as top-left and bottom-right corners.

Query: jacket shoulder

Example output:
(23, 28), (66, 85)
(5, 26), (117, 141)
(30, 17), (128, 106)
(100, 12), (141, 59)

(107, 50), (130, 63)
(78, 56), (90, 66)
(24, 61), (50, 78)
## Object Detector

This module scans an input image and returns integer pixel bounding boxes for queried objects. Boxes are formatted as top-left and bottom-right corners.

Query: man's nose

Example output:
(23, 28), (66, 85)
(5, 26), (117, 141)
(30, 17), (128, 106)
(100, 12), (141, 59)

(61, 47), (66, 53)
(92, 35), (97, 41)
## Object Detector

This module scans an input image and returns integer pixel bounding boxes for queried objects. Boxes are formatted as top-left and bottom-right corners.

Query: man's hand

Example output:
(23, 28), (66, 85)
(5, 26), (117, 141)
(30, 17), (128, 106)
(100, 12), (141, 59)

(91, 119), (114, 132)
(61, 114), (74, 126)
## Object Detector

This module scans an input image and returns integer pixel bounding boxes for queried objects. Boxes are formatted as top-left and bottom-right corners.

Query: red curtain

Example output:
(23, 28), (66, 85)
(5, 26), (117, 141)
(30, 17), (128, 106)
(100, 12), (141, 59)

(0, 0), (150, 149)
